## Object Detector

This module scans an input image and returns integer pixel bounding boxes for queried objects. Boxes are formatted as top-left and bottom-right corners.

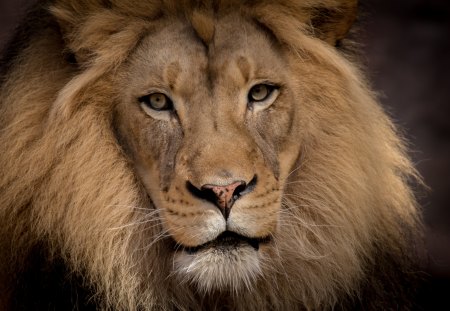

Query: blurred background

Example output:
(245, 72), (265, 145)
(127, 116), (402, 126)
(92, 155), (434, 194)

(357, 2), (450, 308)
(1, 0), (449, 309)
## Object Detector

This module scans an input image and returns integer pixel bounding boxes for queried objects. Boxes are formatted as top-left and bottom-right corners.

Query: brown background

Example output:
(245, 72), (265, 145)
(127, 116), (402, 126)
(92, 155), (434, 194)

(1, 0), (449, 308)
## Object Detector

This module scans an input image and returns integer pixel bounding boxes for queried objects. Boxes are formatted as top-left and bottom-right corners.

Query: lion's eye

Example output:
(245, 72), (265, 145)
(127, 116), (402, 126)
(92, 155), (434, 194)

(247, 84), (279, 111)
(140, 93), (173, 111)
(249, 84), (271, 102)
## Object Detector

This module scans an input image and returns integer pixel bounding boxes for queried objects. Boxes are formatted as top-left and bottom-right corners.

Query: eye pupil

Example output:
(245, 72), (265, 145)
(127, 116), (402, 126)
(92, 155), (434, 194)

(150, 94), (166, 109)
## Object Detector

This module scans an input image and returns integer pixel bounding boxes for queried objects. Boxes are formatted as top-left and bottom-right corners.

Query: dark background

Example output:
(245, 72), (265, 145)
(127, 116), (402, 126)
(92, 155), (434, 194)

(1, 0), (449, 308)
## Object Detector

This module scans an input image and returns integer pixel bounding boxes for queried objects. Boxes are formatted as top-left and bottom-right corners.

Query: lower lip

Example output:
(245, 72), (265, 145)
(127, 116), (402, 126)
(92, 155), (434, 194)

(181, 234), (271, 254)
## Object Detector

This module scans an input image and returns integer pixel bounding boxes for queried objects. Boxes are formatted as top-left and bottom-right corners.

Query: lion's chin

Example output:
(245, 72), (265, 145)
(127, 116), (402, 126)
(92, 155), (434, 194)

(172, 232), (268, 292)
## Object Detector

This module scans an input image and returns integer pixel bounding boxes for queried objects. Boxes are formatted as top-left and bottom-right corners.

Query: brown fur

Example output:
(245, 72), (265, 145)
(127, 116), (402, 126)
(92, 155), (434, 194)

(0, 0), (423, 310)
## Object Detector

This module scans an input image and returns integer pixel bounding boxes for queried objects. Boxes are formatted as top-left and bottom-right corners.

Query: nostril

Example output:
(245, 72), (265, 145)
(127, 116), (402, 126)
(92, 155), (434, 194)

(186, 181), (217, 206)
(233, 183), (247, 200)
(234, 175), (257, 198)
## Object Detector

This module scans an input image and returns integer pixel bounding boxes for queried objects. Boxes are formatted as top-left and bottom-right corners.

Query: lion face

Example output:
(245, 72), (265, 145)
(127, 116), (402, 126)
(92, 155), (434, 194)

(115, 15), (300, 290)
(0, 0), (423, 309)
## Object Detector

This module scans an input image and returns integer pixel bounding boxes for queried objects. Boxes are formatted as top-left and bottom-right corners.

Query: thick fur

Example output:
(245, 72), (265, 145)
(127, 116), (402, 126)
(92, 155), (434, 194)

(0, 1), (422, 310)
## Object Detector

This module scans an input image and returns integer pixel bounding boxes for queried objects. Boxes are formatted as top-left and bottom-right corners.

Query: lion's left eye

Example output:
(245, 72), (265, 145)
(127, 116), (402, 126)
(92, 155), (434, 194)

(247, 84), (279, 110)
(249, 84), (271, 102)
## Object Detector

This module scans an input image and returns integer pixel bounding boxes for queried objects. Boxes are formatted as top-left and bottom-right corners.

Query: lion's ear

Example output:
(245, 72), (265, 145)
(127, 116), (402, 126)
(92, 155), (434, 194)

(50, 3), (149, 66)
(50, 4), (100, 64)
(307, 0), (358, 46)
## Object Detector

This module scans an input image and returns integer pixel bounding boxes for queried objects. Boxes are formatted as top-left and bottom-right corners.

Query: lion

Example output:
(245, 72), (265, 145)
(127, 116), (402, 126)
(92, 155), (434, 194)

(0, 0), (423, 310)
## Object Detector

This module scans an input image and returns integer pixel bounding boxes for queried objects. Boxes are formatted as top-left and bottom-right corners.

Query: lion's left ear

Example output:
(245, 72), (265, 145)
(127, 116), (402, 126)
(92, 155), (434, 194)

(307, 0), (358, 46)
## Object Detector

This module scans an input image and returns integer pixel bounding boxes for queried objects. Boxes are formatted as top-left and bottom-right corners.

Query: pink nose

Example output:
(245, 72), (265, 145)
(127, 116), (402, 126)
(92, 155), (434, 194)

(202, 181), (245, 219)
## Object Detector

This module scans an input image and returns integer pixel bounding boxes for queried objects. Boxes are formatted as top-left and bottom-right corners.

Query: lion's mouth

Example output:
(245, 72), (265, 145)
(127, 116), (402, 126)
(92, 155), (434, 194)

(179, 231), (271, 254)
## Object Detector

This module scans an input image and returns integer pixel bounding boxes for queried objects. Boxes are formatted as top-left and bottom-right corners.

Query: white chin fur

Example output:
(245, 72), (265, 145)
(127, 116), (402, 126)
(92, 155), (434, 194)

(173, 245), (263, 293)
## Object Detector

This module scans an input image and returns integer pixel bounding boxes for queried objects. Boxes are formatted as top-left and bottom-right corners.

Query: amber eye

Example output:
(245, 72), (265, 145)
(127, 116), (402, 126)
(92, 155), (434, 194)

(139, 93), (173, 111)
(248, 84), (277, 103)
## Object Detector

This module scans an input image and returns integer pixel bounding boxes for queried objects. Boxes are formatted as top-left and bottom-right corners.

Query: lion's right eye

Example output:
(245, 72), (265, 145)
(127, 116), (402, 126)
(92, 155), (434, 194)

(139, 93), (173, 112)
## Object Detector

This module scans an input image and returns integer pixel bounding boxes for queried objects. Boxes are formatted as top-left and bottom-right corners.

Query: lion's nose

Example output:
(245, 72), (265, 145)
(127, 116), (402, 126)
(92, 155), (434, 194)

(201, 181), (244, 218)
(187, 176), (257, 219)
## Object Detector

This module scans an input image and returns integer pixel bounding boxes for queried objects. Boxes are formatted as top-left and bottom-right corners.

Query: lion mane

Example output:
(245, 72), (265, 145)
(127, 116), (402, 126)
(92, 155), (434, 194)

(0, 0), (422, 310)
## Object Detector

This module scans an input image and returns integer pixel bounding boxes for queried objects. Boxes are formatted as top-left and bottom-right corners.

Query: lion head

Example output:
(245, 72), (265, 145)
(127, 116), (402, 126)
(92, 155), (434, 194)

(0, 0), (422, 310)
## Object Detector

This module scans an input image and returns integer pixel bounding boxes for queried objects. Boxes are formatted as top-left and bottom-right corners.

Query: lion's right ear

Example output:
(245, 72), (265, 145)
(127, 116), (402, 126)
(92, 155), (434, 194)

(48, 2), (152, 116)
(50, 2), (160, 67)
(50, 4), (101, 64)
(50, 2), (137, 65)
(306, 0), (358, 46)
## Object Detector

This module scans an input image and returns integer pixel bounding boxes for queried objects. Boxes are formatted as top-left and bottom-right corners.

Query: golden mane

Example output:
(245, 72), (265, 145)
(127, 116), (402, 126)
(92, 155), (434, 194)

(0, 1), (422, 310)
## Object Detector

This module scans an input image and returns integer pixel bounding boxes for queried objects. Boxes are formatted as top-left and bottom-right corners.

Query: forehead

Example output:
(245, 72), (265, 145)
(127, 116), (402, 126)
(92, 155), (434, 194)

(127, 14), (285, 89)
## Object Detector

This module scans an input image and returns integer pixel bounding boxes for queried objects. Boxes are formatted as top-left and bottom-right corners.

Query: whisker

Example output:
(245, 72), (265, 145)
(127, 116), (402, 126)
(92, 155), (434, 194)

(286, 156), (310, 180)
